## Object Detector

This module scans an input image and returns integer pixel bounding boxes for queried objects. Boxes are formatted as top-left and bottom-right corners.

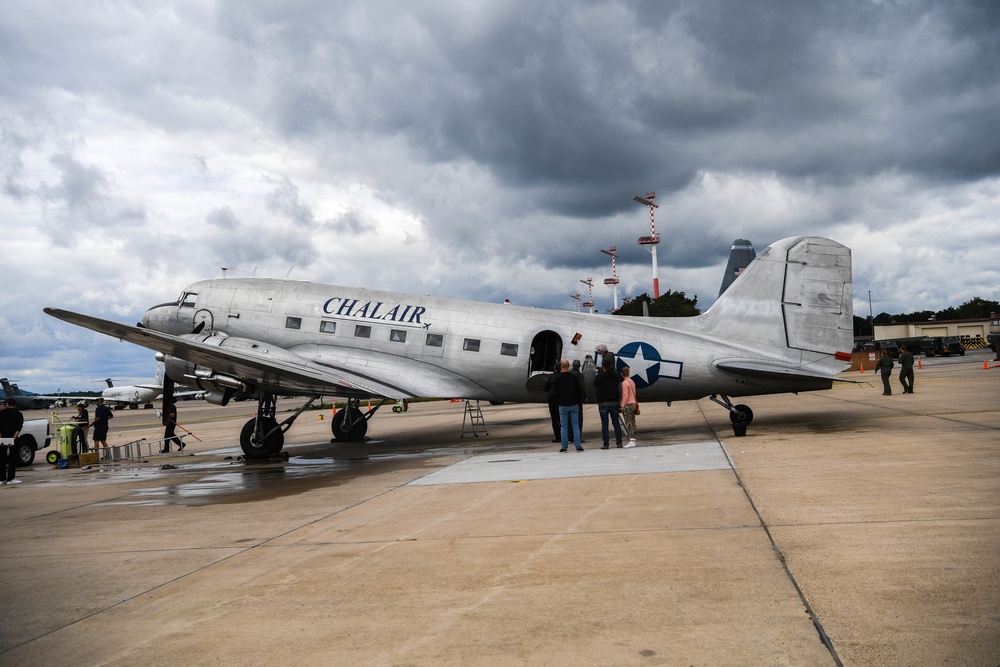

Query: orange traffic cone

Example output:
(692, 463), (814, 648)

(985, 359), (990, 370)
(917, 357), (922, 370)
(859, 361), (864, 373)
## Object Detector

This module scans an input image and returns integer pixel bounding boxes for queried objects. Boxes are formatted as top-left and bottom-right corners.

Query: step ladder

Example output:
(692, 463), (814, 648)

(461, 400), (488, 438)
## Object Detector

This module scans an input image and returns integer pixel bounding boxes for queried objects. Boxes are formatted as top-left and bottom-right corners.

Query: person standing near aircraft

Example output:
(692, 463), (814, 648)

(552, 360), (584, 452)
(71, 401), (89, 453)
(90, 397), (113, 450)
(594, 360), (623, 449)
(875, 351), (894, 396)
(596, 344), (615, 368)
(543, 363), (562, 443)
(898, 344), (915, 394)
(570, 359), (585, 443)
(620, 367), (638, 447)
(161, 400), (184, 453)
(0, 398), (24, 485)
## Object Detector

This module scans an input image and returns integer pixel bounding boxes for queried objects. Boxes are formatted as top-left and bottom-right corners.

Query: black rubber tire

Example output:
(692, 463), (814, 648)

(331, 408), (367, 442)
(15, 438), (36, 466)
(240, 417), (284, 459)
(46, 450), (60, 465)
(729, 404), (754, 425)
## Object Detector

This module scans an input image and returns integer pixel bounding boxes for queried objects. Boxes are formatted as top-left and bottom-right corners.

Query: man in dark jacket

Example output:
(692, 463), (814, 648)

(551, 360), (583, 452)
(542, 363), (562, 443)
(593, 362), (623, 448)
(875, 351), (894, 395)
(898, 344), (915, 394)
(0, 398), (24, 484)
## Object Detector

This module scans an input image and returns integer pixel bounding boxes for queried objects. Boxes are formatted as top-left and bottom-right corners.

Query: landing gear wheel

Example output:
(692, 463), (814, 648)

(729, 404), (754, 425)
(331, 408), (367, 442)
(240, 417), (284, 459)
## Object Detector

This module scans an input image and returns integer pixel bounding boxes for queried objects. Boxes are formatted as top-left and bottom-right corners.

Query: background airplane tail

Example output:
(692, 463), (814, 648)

(1, 378), (22, 396)
(700, 236), (853, 356)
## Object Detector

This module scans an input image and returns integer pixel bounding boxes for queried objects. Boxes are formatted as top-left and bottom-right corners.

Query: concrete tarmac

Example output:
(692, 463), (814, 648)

(1, 356), (998, 666)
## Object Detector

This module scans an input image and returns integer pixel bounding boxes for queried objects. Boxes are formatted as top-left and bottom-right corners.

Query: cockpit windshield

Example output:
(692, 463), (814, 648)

(179, 292), (198, 308)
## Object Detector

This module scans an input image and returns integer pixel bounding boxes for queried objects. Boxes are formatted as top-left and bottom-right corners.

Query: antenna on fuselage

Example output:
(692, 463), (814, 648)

(283, 266), (295, 279)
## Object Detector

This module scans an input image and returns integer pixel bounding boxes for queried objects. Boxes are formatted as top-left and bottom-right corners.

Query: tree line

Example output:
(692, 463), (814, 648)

(612, 292), (998, 339)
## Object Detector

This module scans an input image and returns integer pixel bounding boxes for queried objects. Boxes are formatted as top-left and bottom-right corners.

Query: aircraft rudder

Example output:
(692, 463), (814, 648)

(702, 236), (852, 354)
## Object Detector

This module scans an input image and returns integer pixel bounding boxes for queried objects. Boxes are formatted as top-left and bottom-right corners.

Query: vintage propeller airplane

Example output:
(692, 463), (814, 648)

(45, 235), (854, 459)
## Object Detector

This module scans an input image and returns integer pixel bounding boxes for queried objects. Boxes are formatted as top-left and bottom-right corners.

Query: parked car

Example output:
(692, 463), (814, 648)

(988, 332), (1000, 353)
(922, 336), (965, 357)
(862, 340), (899, 358)
(11, 417), (52, 466)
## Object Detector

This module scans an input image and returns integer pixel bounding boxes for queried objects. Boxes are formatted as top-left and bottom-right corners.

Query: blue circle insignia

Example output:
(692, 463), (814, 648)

(615, 341), (665, 389)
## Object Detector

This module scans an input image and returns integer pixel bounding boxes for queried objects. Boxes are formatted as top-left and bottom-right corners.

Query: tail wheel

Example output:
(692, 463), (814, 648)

(729, 404), (754, 425)
(240, 417), (284, 459)
(331, 408), (367, 442)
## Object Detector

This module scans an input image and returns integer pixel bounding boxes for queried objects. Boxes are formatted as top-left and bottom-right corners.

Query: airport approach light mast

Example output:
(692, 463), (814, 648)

(601, 246), (620, 311)
(570, 292), (582, 312)
(633, 192), (661, 298)
(580, 278), (595, 313)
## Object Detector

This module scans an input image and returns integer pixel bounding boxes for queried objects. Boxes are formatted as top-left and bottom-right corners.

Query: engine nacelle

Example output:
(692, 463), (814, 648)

(161, 332), (310, 405)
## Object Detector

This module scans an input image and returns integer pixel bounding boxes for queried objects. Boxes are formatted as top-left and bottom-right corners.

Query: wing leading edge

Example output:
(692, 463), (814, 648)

(44, 308), (410, 400)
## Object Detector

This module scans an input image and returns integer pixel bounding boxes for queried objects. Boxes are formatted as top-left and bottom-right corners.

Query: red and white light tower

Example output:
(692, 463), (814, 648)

(600, 246), (619, 311)
(632, 191), (661, 298)
(580, 278), (594, 313)
(570, 292), (581, 312)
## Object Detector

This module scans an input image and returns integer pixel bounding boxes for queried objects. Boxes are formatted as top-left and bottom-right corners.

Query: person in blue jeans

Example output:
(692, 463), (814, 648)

(550, 359), (583, 451)
(593, 361), (623, 448)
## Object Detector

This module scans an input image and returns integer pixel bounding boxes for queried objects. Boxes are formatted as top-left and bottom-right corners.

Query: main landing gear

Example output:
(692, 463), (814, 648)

(240, 392), (320, 459)
(709, 395), (754, 425)
(330, 397), (388, 443)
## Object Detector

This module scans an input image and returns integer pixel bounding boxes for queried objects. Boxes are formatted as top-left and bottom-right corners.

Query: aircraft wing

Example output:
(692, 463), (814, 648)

(44, 308), (411, 400)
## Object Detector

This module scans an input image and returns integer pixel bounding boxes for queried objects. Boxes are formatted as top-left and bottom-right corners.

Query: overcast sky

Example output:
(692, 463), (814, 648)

(2, 1), (999, 392)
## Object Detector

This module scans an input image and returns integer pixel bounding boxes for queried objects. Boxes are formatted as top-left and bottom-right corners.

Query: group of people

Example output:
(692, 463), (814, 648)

(69, 397), (183, 454)
(543, 344), (640, 452)
(874, 343), (916, 395)
(68, 397), (114, 453)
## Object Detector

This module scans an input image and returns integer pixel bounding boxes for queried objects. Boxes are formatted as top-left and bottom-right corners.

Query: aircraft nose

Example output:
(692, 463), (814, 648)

(142, 302), (186, 334)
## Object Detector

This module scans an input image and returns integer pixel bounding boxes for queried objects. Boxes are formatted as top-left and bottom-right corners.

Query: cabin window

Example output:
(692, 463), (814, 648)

(500, 343), (518, 357)
(354, 324), (372, 338)
(320, 320), (336, 334)
(389, 329), (407, 343)
(463, 338), (481, 352)
(180, 292), (198, 308)
(285, 316), (302, 330)
(425, 333), (444, 347)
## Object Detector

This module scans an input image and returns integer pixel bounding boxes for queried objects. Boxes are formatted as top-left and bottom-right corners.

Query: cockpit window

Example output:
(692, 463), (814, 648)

(179, 292), (198, 308)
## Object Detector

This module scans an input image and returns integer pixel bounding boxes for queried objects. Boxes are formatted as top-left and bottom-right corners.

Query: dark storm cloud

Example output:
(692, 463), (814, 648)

(3, 0), (1000, 389)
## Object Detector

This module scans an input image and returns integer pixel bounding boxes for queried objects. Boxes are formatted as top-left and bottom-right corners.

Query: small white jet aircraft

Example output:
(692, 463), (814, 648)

(100, 371), (161, 409)
(45, 236), (855, 459)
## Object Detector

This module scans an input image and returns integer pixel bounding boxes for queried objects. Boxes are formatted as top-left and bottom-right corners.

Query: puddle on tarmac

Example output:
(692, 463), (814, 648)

(91, 448), (478, 507)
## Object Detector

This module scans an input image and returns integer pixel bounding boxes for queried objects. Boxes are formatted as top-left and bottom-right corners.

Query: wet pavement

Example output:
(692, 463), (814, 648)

(1, 356), (998, 665)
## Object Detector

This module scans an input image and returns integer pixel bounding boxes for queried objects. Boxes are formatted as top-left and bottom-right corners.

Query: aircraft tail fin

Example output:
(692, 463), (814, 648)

(104, 378), (114, 388)
(1, 378), (22, 396)
(701, 236), (853, 357)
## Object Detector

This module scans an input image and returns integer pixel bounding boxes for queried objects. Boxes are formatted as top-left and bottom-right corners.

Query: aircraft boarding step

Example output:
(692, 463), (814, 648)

(98, 435), (187, 462)
(461, 400), (489, 438)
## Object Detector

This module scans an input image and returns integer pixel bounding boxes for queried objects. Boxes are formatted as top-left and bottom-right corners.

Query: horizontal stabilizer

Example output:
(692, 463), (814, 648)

(713, 359), (835, 388)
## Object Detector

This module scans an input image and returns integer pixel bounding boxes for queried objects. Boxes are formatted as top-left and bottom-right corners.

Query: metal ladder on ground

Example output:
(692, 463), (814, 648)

(461, 400), (488, 438)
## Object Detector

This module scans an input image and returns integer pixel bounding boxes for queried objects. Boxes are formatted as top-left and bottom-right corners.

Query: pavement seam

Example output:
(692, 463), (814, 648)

(701, 404), (846, 667)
